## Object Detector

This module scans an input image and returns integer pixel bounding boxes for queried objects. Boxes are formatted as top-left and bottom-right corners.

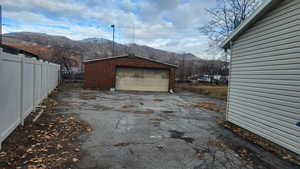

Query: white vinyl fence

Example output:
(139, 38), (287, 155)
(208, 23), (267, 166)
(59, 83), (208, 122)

(0, 48), (60, 149)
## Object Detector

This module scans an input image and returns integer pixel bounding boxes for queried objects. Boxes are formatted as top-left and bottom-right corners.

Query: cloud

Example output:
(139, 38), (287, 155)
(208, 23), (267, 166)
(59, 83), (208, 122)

(2, 0), (218, 59)
(121, 0), (137, 10)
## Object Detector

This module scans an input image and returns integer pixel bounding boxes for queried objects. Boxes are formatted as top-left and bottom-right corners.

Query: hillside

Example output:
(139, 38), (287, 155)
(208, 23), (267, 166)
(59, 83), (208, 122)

(3, 32), (201, 68)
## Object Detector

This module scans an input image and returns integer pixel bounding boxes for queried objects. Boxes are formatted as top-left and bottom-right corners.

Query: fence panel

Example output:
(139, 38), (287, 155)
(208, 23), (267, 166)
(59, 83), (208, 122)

(34, 61), (42, 106)
(22, 56), (35, 119)
(0, 48), (60, 149)
(0, 51), (22, 148)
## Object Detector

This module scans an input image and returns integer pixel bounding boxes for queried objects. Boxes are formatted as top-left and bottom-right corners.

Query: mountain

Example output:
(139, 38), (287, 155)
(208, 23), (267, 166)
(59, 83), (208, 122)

(3, 32), (201, 68)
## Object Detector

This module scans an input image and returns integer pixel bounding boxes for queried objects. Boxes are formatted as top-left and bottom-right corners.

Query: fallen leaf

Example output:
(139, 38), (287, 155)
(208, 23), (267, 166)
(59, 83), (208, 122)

(57, 144), (63, 149)
(29, 158), (43, 163)
(0, 152), (7, 157)
(72, 158), (79, 162)
(26, 148), (33, 153)
(28, 165), (37, 169)
(44, 135), (51, 140)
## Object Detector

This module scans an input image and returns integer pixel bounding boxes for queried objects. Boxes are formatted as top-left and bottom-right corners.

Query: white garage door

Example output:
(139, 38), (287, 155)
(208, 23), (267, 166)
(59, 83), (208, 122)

(116, 67), (169, 92)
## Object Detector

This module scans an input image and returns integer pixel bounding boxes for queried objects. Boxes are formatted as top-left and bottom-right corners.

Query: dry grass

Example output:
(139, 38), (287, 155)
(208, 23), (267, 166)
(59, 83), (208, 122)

(177, 83), (228, 100)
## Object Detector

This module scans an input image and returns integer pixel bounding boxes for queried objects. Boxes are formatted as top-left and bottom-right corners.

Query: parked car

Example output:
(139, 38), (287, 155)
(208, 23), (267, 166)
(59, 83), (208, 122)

(197, 77), (210, 83)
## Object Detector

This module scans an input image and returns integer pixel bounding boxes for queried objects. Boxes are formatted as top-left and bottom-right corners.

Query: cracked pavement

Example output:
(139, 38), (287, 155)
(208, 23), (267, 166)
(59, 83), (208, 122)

(55, 84), (299, 169)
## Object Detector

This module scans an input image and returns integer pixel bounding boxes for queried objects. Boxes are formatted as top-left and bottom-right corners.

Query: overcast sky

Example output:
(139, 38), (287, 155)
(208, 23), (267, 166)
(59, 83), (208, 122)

(1, 0), (217, 59)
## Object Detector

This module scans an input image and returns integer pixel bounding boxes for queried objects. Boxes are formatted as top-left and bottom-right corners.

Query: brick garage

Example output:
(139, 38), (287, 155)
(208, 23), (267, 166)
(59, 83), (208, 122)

(84, 54), (177, 92)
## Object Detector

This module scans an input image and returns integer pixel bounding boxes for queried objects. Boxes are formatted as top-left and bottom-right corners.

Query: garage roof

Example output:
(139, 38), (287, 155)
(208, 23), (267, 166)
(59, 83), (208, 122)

(221, 0), (282, 49)
(84, 54), (178, 68)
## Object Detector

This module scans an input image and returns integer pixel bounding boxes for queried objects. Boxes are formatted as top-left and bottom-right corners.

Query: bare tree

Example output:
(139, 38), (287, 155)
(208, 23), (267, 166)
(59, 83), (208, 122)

(50, 45), (74, 72)
(200, 0), (261, 42)
(197, 0), (261, 80)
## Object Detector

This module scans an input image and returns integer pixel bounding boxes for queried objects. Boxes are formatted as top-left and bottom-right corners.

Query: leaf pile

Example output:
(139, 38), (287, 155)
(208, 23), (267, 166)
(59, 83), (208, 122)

(218, 120), (300, 166)
(0, 94), (91, 169)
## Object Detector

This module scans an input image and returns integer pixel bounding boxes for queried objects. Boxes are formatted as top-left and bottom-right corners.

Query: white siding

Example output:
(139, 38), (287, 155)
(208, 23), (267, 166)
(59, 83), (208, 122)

(228, 0), (300, 155)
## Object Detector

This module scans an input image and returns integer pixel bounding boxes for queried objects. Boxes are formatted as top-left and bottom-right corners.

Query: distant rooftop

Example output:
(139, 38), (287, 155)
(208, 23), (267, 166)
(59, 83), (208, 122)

(0, 43), (40, 59)
(84, 54), (178, 68)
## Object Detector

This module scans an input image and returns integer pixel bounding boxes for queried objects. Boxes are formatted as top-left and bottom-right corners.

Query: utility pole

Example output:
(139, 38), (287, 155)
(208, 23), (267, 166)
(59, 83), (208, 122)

(182, 54), (186, 81)
(0, 5), (2, 45)
(111, 24), (115, 56)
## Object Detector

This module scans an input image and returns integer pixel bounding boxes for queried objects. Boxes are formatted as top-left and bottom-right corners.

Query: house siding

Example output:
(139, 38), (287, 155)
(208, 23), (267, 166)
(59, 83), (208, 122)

(228, 0), (300, 154)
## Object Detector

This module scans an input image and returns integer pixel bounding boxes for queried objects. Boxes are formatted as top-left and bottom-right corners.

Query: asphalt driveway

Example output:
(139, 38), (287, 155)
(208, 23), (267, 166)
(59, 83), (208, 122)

(55, 84), (299, 169)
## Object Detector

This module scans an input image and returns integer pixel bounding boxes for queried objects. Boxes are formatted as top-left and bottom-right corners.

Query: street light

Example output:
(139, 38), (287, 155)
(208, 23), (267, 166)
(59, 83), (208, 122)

(111, 24), (115, 56)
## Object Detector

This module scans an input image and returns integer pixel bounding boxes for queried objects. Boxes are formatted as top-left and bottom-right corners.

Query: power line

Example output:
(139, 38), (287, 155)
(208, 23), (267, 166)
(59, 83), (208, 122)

(113, 25), (201, 30)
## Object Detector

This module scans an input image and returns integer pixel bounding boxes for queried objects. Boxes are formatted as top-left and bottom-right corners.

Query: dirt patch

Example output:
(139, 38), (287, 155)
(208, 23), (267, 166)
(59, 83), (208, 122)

(92, 105), (112, 111)
(122, 104), (136, 109)
(104, 91), (115, 95)
(113, 142), (131, 147)
(192, 102), (225, 113)
(168, 130), (195, 144)
(151, 121), (161, 127)
(133, 109), (155, 114)
(150, 118), (164, 127)
(149, 118), (164, 121)
(218, 120), (300, 166)
(162, 110), (174, 114)
(0, 90), (92, 169)
(79, 93), (96, 100)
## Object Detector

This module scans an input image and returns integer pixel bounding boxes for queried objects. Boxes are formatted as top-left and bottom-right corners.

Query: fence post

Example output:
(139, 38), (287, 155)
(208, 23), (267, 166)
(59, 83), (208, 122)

(20, 54), (24, 125)
(32, 58), (36, 112)
(40, 61), (43, 102)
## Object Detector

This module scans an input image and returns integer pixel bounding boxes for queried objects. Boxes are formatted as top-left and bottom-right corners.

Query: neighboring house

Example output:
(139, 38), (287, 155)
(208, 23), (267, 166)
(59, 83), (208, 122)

(84, 54), (177, 92)
(222, 0), (300, 155)
(0, 44), (40, 59)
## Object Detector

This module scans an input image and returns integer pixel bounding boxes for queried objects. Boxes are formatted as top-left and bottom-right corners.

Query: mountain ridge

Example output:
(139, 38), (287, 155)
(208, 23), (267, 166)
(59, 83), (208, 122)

(3, 32), (201, 68)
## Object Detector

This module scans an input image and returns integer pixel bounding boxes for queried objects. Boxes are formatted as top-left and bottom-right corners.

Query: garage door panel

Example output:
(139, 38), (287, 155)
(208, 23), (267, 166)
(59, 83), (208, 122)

(116, 67), (169, 92)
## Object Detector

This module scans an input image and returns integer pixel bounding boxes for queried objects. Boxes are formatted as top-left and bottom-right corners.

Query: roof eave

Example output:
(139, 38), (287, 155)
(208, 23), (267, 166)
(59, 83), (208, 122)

(84, 54), (178, 68)
(83, 54), (128, 63)
(221, 0), (281, 49)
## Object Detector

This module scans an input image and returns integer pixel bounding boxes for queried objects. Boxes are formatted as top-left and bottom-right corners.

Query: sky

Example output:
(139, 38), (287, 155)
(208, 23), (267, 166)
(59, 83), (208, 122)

(1, 0), (217, 59)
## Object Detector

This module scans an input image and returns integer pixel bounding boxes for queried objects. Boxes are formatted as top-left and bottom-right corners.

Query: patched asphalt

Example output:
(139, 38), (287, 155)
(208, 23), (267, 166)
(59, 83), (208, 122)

(55, 85), (299, 169)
